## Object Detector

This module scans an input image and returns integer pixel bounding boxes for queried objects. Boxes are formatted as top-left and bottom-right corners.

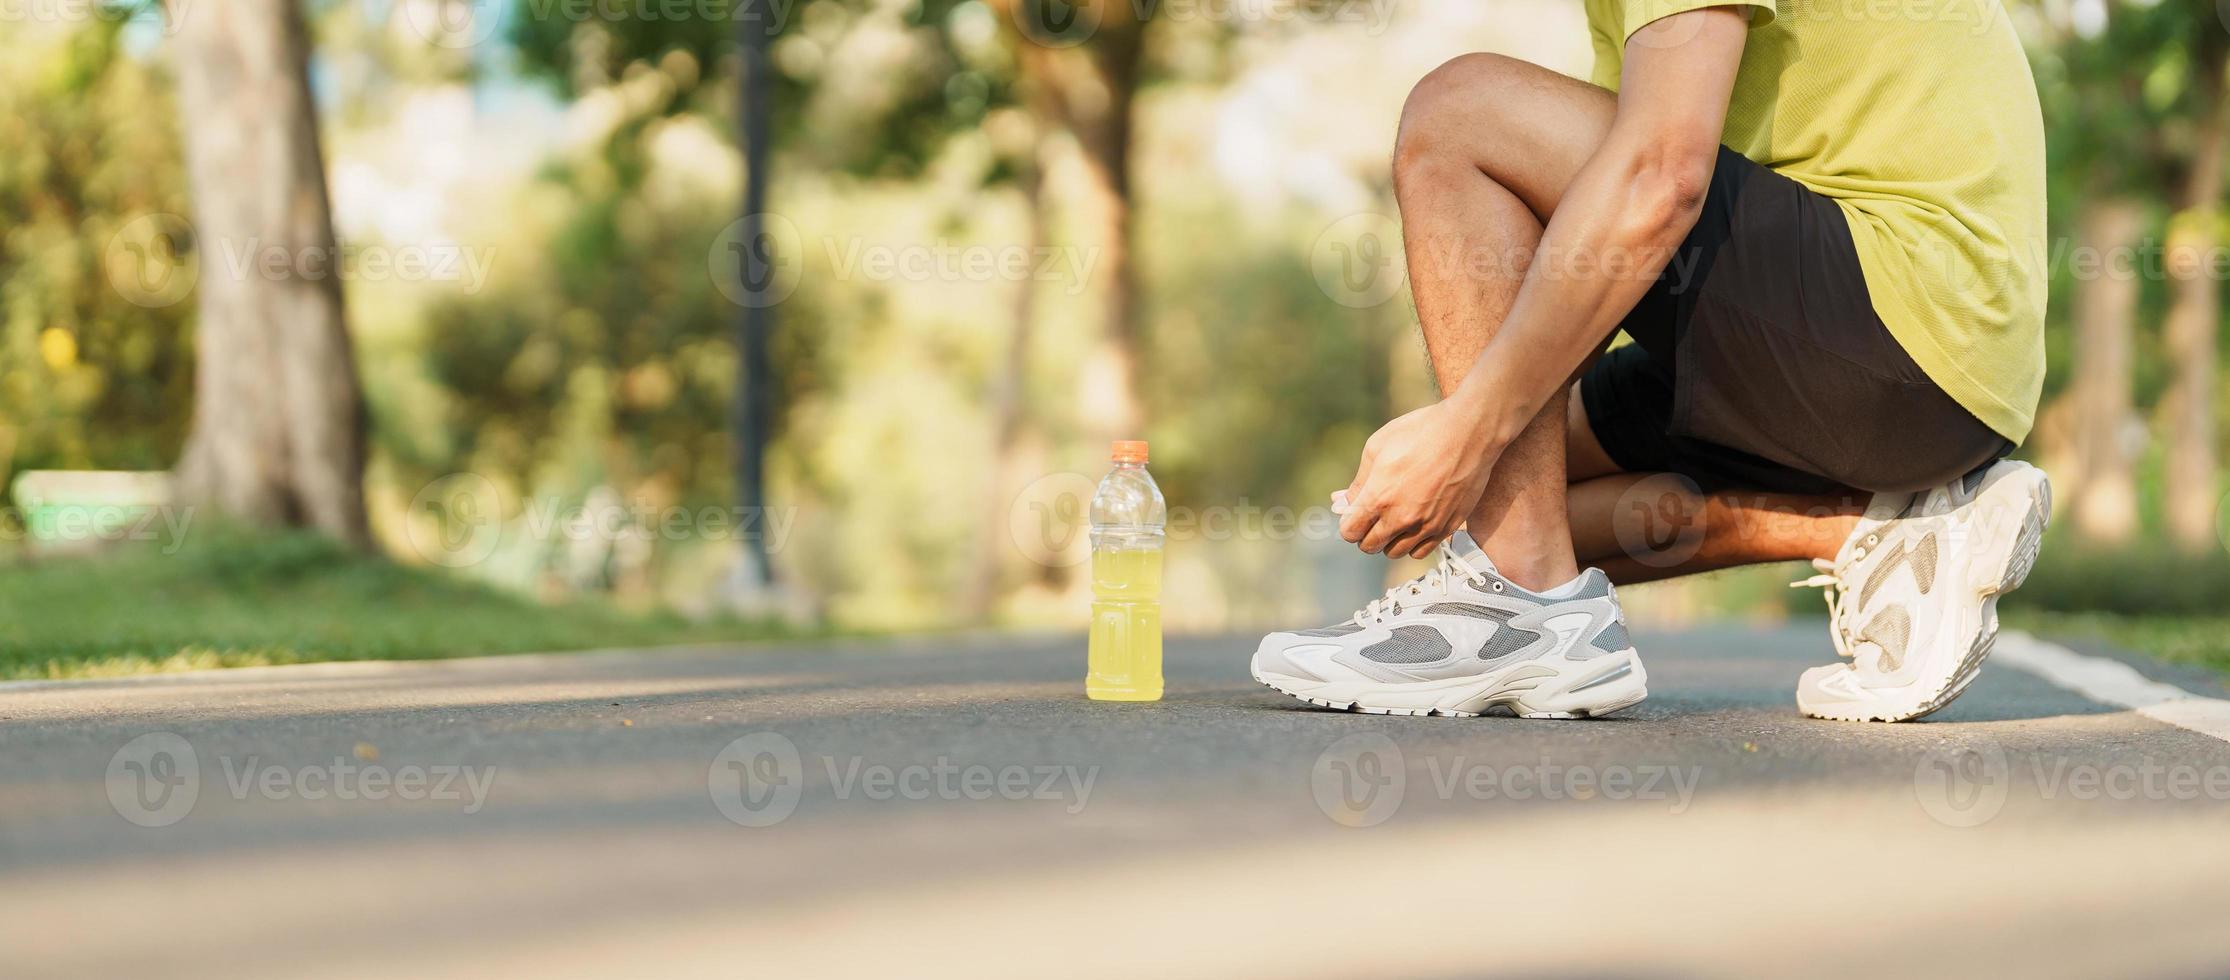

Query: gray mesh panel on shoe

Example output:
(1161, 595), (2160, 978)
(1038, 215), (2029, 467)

(1590, 620), (1632, 653)
(1361, 625), (1453, 664)
(1911, 532), (1939, 593)
(1860, 532), (1940, 608)
(1293, 623), (1364, 637)
(1421, 602), (1512, 621)
(1861, 605), (1913, 671)
(1477, 624), (1541, 661)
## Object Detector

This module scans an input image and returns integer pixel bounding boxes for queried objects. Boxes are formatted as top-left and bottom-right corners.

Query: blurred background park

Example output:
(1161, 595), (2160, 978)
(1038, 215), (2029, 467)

(0, 0), (2225, 678)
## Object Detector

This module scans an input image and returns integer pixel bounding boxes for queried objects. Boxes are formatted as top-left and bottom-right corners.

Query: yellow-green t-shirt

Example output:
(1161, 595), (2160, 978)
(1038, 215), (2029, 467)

(1585, 0), (2048, 443)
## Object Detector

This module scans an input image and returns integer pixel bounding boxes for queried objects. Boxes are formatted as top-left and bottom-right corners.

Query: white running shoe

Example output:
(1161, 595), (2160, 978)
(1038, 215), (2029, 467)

(1792, 460), (2052, 722)
(1251, 533), (1647, 719)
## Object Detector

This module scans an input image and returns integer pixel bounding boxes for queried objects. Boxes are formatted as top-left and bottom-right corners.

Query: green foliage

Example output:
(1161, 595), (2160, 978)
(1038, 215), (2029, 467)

(2031, 1), (2198, 199)
(2004, 532), (2230, 618)
(506, 1), (737, 96)
(0, 22), (194, 477)
(0, 524), (793, 680)
(411, 146), (742, 510)
(502, 0), (1013, 177)
(2031, 1), (2230, 409)
(1140, 202), (1390, 507)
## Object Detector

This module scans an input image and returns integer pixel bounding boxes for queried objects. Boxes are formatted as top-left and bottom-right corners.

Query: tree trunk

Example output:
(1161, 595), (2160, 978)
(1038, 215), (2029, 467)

(971, 13), (1149, 605)
(2163, 44), (2229, 553)
(1072, 22), (1146, 446)
(1010, 10), (1147, 446)
(2067, 198), (2144, 545)
(966, 128), (1050, 619)
(729, 0), (780, 594)
(167, 0), (370, 548)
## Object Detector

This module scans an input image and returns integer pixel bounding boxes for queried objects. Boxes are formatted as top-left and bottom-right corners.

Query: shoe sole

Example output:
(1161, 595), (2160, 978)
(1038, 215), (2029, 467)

(1253, 649), (1648, 719)
(1800, 465), (2052, 723)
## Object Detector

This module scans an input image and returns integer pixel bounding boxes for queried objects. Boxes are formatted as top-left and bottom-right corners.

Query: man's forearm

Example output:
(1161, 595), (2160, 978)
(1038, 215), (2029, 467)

(1449, 131), (1715, 449)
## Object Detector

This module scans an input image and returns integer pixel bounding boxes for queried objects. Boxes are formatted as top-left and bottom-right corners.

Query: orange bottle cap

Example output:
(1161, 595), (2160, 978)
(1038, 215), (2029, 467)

(1110, 440), (1148, 463)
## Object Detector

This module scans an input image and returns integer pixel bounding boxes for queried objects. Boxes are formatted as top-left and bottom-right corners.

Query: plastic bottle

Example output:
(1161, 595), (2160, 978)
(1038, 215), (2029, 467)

(1087, 440), (1165, 701)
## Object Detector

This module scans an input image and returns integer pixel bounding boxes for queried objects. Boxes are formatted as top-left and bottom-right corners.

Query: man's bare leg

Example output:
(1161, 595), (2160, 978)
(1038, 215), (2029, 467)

(1393, 54), (1861, 590)
(1562, 386), (1866, 584)
(1570, 474), (1864, 584)
(1392, 54), (1620, 591)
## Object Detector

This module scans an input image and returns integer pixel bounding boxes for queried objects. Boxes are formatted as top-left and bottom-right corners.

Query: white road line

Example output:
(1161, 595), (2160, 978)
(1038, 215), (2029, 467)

(1996, 630), (2230, 743)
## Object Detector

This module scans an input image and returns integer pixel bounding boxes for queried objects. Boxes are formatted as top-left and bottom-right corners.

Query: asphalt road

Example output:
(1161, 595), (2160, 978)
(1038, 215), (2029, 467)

(5, 623), (2230, 979)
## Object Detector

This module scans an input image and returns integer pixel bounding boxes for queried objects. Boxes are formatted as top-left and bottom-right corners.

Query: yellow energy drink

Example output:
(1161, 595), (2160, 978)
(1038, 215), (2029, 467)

(1086, 440), (1165, 701)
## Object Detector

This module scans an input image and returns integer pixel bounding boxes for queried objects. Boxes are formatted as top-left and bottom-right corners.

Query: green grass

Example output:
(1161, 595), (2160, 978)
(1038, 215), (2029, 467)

(0, 527), (797, 681)
(2005, 610), (2230, 677)
(2010, 537), (2230, 619)
(1991, 533), (2230, 675)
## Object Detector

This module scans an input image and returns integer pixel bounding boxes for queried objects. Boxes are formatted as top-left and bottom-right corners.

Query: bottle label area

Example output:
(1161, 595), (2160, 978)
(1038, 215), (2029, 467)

(1087, 599), (1162, 701)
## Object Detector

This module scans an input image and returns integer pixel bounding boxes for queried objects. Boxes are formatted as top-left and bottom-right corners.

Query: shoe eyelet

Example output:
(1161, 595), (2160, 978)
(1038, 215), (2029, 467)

(1865, 534), (1878, 545)
(1491, 582), (1505, 593)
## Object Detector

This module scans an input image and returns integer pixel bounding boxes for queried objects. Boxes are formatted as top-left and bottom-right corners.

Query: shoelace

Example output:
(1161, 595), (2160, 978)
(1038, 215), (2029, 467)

(1350, 544), (1491, 625)
(1791, 525), (1882, 661)
(1790, 558), (1853, 660)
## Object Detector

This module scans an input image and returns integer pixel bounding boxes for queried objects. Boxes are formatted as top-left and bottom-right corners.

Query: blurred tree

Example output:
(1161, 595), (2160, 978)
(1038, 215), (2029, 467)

(1023, 0), (1149, 446)
(0, 22), (196, 484)
(472, 0), (1019, 610)
(2160, 21), (2227, 553)
(2033, 2), (2176, 544)
(2034, 0), (2223, 550)
(2066, 199), (2144, 543)
(162, 0), (371, 547)
(966, 99), (1050, 616)
(962, 0), (1154, 616)
(731, 0), (782, 602)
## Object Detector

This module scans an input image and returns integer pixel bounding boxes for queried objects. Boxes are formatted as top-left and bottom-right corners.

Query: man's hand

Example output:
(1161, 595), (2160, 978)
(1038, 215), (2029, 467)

(1339, 399), (1499, 559)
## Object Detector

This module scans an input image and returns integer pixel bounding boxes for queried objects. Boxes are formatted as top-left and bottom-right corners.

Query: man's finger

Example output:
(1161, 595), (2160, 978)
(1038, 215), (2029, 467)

(1359, 516), (1406, 556)
(1338, 492), (1381, 543)
(1382, 533), (1421, 560)
(1394, 517), (1456, 560)
(1391, 527), (1436, 560)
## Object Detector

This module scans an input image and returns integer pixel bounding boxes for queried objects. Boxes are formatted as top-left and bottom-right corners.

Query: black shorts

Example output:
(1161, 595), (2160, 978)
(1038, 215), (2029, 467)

(1578, 147), (2012, 496)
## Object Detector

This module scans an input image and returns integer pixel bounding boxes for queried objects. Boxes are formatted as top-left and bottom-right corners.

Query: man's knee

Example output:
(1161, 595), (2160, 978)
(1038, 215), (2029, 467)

(1393, 53), (1525, 185)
